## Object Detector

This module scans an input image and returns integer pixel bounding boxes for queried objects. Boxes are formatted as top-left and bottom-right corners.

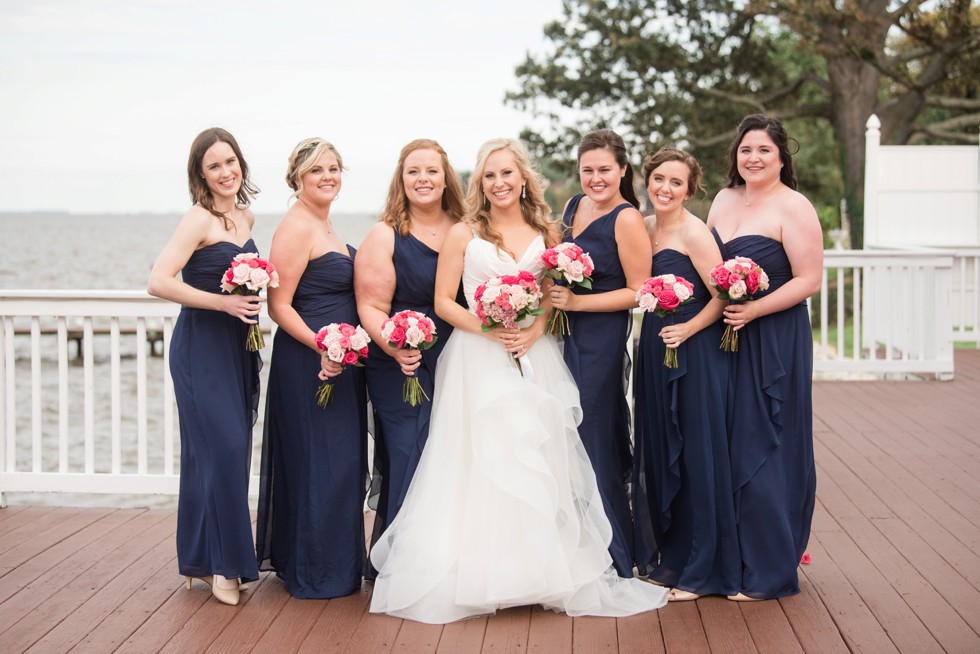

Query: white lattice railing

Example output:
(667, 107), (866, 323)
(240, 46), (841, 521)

(0, 251), (964, 498)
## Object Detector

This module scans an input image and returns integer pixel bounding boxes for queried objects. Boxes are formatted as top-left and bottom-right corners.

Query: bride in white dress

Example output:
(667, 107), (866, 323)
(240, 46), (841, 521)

(369, 138), (667, 624)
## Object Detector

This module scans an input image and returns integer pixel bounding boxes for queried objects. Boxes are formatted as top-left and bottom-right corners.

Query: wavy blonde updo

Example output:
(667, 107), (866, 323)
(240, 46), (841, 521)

(464, 138), (558, 257)
(380, 139), (465, 237)
(285, 137), (344, 199)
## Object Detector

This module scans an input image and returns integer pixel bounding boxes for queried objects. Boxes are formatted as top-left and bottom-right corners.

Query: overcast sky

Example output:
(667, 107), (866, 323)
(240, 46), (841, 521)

(0, 0), (564, 215)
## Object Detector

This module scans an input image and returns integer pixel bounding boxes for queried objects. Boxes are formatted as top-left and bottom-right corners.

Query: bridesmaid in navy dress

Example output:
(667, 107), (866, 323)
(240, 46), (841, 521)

(355, 139), (465, 577)
(632, 147), (739, 601)
(255, 138), (368, 598)
(148, 128), (262, 606)
(549, 129), (652, 577)
(707, 114), (823, 600)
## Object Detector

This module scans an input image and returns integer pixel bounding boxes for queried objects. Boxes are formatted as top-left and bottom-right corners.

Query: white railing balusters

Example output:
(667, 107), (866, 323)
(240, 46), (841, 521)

(58, 317), (68, 473)
(819, 268), (829, 360)
(110, 318), (121, 475)
(31, 317), (41, 472)
(851, 267), (864, 361)
(3, 316), (13, 473)
(84, 317), (94, 474)
(136, 318), (148, 475)
(163, 317), (174, 476)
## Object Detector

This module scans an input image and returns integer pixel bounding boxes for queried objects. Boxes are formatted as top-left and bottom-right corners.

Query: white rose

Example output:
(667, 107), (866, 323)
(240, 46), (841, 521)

(661, 274), (676, 284)
(729, 279), (747, 299)
(405, 325), (424, 347)
(246, 267), (271, 291)
(638, 294), (658, 312)
(565, 260), (585, 282)
(231, 263), (252, 284)
(380, 322), (394, 341)
(326, 344), (346, 363)
(350, 332), (369, 350)
(482, 286), (501, 302)
(674, 283), (692, 301)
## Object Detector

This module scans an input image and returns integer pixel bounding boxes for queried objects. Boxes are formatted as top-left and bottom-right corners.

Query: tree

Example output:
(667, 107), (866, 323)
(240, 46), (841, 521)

(508, 0), (979, 248)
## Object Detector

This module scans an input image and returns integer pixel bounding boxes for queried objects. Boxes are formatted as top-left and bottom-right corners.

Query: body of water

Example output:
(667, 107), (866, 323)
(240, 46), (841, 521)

(0, 211), (378, 507)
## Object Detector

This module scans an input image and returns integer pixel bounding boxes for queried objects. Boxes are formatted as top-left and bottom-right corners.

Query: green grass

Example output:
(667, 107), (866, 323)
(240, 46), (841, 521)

(812, 321), (855, 358)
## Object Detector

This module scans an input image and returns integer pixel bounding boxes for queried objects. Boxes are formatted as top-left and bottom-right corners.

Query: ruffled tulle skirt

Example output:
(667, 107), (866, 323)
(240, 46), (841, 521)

(369, 330), (666, 623)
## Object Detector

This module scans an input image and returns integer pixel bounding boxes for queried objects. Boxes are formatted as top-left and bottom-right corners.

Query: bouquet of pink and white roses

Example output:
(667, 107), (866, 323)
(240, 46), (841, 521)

(636, 274), (696, 368)
(540, 242), (594, 336)
(709, 256), (769, 352)
(474, 271), (545, 331)
(475, 271), (544, 375)
(220, 252), (280, 351)
(381, 310), (439, 406)
(314, 323), (370, 407)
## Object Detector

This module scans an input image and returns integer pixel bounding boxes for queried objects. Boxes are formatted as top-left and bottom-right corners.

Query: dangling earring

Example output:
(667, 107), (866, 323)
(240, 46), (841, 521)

(521, 183), (526, 199)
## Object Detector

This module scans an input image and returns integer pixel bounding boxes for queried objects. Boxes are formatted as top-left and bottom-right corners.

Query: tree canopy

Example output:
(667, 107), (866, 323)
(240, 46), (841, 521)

(508, 0), (979, 247)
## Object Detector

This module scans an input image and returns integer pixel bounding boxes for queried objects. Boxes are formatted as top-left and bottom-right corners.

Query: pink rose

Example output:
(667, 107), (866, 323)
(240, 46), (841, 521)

(657, 288), (680, 311)
(746, 269), (761, 294)
(343, 350), (360, 366)
(390, 326), (406, 347)
(800, 553), (811, 564)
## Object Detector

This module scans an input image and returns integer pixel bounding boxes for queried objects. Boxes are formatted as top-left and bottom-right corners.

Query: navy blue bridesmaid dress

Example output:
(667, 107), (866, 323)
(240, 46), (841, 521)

(716, 231), (815, 599)
(364, 233), (456, 577)
(171, 239), (261, 583)
(560, 193), (635, 578)
(255, 246), (368, 598)
(632, 249), (740, 595)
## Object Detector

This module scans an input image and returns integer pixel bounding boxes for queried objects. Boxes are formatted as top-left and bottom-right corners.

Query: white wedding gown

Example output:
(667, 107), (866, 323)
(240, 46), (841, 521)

(369, 233), (667, 624)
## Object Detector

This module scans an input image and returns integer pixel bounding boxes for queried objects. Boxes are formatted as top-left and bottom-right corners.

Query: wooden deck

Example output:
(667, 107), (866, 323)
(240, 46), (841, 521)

(2, 351), (980, 653)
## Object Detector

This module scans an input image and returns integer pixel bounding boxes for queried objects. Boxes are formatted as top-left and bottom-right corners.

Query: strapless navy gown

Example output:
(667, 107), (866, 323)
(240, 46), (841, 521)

(561, 194), (635, 578)
(363, 233), (456, 577)
(171, 239), (261, 583)
(632, 249), (740, 595)
(255, 247), (368, 598)
(716, 232), (816, 599)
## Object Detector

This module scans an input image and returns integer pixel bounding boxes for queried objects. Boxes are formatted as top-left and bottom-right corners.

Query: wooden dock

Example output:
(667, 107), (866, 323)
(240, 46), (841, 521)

(1, 351), (979, 653)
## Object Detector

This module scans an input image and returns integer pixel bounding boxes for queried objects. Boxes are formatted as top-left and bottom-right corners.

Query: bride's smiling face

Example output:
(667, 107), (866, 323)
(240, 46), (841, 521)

(481, 149), (525, 211)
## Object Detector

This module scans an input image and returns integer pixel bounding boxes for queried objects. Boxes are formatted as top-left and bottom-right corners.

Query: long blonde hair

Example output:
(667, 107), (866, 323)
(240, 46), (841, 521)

(464, 138), (558, 257)
(380, 139), (465, 236)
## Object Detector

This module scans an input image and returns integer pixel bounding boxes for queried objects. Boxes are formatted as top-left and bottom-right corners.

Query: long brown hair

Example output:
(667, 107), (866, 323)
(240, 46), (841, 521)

(464, 138), (558, 257)
(186, 127), (259, 230)
(724, 114), (798, 190)
(380, 139), (465, 237)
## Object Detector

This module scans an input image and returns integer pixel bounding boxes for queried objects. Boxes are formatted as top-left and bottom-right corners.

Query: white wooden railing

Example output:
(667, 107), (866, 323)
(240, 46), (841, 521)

(0, 251), (968, 498)
(813, 250), (955, 379)
(0, 290), (268, 502)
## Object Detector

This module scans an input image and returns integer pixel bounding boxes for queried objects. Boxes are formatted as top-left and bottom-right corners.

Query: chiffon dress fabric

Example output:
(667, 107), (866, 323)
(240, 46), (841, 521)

(171, 239), (261, 583)
(715, 230), (816, 599)
(632, 249), (740, 596)
(255, 246), (369, 599)
(369, 232), (668, 623)
(559, 193), (635, 577)
(364, 232), (457, 578)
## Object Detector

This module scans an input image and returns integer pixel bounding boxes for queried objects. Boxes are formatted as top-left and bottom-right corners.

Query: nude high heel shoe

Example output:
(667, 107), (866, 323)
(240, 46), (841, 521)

(211, 574), (240, 606)
(184, 575), (249, 591)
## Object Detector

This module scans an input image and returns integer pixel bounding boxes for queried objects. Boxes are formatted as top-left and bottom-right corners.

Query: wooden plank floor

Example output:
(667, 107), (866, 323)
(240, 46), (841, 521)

(2, 351), (980, 653)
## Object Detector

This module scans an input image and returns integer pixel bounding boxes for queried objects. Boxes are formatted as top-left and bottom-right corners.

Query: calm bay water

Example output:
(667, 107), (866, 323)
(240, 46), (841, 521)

(0, 211), (378, 507)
